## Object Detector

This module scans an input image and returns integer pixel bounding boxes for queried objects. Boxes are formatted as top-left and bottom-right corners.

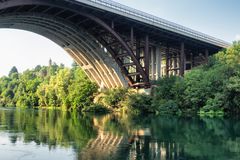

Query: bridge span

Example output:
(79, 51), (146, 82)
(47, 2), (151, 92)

(0, 0), (230, 88)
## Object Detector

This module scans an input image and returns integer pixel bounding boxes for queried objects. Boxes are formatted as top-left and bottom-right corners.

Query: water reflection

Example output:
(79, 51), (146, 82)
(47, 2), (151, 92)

(0, 108), (240, 160)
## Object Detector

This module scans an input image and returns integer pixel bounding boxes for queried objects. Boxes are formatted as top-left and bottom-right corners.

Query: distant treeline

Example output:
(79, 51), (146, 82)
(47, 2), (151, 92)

(0, 60), (98, 111)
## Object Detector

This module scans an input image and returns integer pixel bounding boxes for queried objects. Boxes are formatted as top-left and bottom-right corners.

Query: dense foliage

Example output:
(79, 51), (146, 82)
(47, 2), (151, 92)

(152, 41), (240, 115)
(0, 61), (98, 111)
(96, 42), (240, 115)
(94, 88), (154, 114)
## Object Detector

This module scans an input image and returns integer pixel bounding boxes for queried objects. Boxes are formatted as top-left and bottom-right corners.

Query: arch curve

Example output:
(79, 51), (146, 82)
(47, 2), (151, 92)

(0, 0), (150, 88)
(0, 13), (128, 88)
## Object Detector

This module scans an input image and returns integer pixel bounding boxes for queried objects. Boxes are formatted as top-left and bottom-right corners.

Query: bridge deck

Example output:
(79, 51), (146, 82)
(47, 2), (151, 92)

(75, 0), (230, 48)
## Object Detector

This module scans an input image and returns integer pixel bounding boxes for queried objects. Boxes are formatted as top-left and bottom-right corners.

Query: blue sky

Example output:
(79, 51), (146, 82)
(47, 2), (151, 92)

(0, 0), (239, 76)
(116, 0), (240, 42)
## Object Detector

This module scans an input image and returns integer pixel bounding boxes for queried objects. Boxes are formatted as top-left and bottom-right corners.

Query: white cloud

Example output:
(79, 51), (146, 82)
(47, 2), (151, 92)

(235, 34), (240, 41)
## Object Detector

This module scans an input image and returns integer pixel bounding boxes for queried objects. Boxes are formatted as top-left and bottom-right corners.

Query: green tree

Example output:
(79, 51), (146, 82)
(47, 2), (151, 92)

(67, 68), (98, 111)
(0, 60), (98, 111)
(8, 66), (18, 77)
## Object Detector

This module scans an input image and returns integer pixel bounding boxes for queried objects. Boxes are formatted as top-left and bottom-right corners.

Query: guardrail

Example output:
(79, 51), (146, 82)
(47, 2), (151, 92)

(76, 0), (230, 48)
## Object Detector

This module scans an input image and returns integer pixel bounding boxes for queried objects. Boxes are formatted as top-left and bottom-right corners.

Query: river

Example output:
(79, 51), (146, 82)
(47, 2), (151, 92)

(0, 107), (240, 160)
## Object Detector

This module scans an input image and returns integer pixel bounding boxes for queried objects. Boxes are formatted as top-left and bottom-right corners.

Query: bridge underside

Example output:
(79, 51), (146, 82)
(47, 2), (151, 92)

(0, 13), (128, 88)
(0, 0), (224, 88)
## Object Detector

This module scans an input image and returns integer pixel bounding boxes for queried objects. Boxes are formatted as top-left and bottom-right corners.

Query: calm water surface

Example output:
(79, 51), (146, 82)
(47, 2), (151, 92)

(0, 107), (240, 160)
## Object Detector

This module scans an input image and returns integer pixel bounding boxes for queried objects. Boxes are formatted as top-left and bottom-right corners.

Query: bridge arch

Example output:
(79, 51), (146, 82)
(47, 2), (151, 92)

(0, 0), (149, 88)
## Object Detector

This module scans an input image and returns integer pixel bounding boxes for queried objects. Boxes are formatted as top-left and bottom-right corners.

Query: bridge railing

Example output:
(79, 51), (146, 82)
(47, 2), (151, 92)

(76, 0), (230, 48)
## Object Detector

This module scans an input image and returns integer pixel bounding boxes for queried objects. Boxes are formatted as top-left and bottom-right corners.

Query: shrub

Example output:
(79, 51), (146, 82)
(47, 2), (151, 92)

(95, 88), (129, 109)
(201, 93), (225, 112)
(82, 104), (109, 113)
(155, 100), (179, 114)
(152, 76), (185, 112)
(122, 93), (153, 115)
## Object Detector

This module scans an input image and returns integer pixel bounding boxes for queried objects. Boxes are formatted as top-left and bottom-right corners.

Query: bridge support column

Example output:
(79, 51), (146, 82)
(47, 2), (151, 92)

(150, 47), (156, 80)
(166, 47), (170, 77)
(180, 42), (185, 76)
(205, 49), (209, 63)
(136, 38), (141, 82)
(169, 52), (173, 76)
(156, 46), (162, 79)
(144, 35), (150, 79)
(173, 53), (178, 75)
(192, 52), (195, 67)
(111, 21), (114, 29)
(131, 27), (134, 49)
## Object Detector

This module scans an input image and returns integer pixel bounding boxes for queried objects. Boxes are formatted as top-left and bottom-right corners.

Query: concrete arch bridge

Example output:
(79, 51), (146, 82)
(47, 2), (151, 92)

(0, 0), (230, 88)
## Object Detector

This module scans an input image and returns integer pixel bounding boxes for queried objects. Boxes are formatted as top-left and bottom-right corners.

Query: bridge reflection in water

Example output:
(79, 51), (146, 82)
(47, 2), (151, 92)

(1, 108), (240, 160)
(80, 130), (185, 160)
(79, 116), (185, 160)
(129, 136), (184, 160)
(79, 131), (127, 160)
(79, 116), (129, 160)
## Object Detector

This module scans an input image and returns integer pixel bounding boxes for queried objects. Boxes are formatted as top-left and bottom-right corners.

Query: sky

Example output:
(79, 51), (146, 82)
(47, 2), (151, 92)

(115, 0), (240, 42)
(0, 29), (73, 76)
(0, 0), (240, 76)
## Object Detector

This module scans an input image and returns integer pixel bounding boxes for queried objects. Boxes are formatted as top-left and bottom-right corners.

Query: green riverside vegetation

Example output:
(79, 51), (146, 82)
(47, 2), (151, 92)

(1, 42), (240, 115)
(0, 61), (98, 111)
(151, 41), (240, 115)
(95, 41), (240, 115)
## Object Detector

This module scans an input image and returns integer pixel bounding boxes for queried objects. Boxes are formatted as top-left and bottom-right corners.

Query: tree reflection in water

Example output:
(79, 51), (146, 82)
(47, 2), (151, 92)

(0, 108), (97, 150)
(1, 108), (240, 160)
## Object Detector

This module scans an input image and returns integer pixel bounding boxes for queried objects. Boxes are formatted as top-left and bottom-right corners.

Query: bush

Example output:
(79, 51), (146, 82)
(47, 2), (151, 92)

(183, 60), (240, 114)
(152, 76), (185, 112)
(94, 89), (154, 115)
(82, 104), (109, 113)
(154, 100), (180, 114)
(122, 93), (153, 115)
(201, 93), (225, 112)
(95, 88), (129, 109)
(224, 74), (240, 113)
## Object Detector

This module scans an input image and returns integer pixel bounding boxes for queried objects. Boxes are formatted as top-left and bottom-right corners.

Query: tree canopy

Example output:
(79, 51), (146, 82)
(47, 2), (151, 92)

(0, 61), (98, 111)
